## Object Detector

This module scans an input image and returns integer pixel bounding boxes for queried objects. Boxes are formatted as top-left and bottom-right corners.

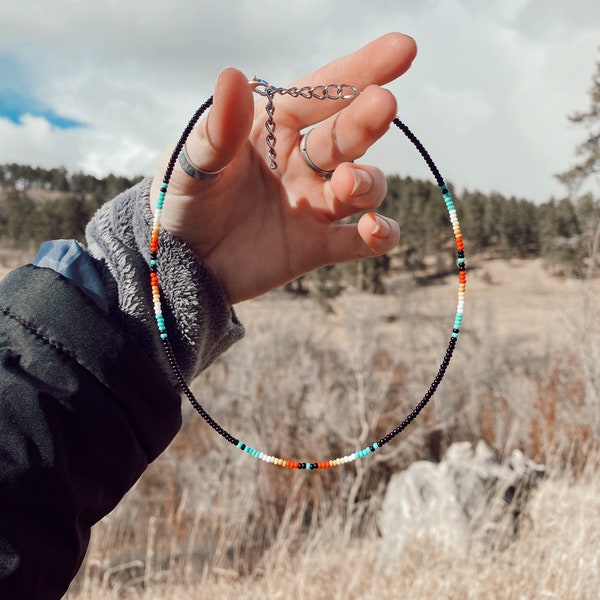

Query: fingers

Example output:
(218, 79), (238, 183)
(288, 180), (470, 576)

(183, 67), (254, 175)
(325, 213), (400, 266)
(322, 163), (399, 263)
(184, 34), (414, 178)
(299, 85), (397, 173)
(325, 163), (388, 218)
(278, 33), (416, 130)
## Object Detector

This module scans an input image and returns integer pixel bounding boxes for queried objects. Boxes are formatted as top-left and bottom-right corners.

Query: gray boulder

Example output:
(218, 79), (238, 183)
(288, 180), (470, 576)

(378, 441), (545, 567)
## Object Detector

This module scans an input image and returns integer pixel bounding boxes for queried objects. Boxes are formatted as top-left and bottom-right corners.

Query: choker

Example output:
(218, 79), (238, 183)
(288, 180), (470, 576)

(150, 79), (466, 469)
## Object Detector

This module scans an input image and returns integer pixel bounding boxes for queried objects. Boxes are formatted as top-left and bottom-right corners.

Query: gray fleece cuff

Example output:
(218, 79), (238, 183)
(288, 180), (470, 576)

(85, 177), (244, 383)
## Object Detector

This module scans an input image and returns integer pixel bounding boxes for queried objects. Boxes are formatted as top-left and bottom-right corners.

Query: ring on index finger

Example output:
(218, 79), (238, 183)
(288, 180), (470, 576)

(178, 143), (226, 181)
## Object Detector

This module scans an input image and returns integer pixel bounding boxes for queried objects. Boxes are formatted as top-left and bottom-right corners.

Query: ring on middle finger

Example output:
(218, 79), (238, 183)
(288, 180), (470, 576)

(299, 128), (335, 180)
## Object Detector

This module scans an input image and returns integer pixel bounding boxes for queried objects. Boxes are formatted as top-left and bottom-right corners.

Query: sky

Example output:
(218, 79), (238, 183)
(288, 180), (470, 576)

(0, 0), (598, 203)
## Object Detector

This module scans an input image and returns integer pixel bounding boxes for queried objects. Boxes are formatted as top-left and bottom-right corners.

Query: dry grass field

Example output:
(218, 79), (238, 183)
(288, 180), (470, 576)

(0, 247), (34, 279)
(2, 250), (600, 599)
(66, 472), (600, 599)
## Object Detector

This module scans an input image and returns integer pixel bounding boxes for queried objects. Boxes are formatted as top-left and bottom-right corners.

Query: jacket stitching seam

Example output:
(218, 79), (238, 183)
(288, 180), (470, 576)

(1, 306), (82, 365)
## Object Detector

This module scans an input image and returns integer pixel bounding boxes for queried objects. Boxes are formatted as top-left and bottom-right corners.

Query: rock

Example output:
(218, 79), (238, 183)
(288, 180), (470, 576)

(378, 441), (545, 568)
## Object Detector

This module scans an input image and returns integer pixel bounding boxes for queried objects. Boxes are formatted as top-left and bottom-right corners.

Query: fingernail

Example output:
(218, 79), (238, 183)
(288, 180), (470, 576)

(352, 169), (373, 195)
(371, 214), (391, 238)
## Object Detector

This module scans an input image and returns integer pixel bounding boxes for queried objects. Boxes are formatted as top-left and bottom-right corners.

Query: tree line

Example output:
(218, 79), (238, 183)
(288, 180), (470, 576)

(316, 50), (599, 295)
(0, 164), (143, 249)
(384, 176), (600, 278)
(299, 175), (599, 303)
(0, 163), (141, 197)
(1, 164), (598, 292)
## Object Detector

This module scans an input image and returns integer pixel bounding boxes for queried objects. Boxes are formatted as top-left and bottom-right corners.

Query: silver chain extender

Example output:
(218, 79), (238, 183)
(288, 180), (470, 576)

(250, 77), (360, 170)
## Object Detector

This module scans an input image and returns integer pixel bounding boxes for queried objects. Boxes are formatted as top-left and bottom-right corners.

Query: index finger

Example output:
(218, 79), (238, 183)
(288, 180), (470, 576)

(275, 32), (417, 130)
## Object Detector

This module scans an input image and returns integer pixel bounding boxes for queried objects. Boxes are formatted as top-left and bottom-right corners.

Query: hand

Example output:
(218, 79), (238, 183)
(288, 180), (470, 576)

(150, 33), (417, 304)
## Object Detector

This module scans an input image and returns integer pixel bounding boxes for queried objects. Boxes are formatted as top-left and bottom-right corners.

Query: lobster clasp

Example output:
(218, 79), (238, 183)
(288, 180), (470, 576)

(249, 77), (272, 96)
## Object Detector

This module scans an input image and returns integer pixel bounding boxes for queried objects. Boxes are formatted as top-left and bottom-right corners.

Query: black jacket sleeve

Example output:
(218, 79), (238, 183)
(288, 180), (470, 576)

(0, 265), (182, 599)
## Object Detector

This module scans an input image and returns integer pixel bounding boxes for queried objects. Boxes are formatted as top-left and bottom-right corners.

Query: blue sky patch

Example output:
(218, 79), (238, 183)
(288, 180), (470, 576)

(0, 54), (84, 129)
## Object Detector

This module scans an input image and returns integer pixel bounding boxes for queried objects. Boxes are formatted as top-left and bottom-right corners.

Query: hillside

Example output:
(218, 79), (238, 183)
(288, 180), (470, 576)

(2, 164), (599, 598)
(60, 255), (600, 598)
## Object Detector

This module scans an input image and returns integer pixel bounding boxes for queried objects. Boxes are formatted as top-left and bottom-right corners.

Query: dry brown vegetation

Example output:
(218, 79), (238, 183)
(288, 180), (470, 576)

(26, 255), (594, 599)
(66, 472), (600, 599)
(0, 247), (34, 279)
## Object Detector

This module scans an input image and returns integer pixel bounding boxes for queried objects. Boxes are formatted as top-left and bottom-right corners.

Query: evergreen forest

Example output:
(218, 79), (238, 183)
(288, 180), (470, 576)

(1, 162), (599, 296)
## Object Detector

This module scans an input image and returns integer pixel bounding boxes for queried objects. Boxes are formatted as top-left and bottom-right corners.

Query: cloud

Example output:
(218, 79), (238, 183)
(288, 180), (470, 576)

(0, 115), (84, 168)
(0, 0), (599, 202)
(514, 0), (600, 39)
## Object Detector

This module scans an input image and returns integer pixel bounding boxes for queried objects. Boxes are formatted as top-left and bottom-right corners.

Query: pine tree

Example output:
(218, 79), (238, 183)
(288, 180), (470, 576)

(1, 190), (36, 247)
(557, 53), (600, 192)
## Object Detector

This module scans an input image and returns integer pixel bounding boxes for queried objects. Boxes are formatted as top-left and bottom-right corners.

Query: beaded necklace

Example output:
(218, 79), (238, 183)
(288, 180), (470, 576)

(150, 79), (466, 469)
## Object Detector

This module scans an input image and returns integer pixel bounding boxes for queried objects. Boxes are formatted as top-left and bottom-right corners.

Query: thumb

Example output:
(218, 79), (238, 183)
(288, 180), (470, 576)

(184, 67), (254, 174)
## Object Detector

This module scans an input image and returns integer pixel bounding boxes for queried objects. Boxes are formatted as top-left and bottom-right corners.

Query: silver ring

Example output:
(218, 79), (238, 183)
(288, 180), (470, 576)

(300, 129), (334, 180)
(178, 144), (225, 181)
